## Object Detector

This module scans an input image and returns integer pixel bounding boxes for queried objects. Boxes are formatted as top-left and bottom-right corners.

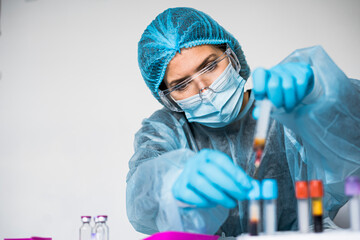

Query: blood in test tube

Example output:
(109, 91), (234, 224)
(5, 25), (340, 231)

(345, 176), (360, 231)
(262, 179), (278, 235)
(253, 99), (272, 173)
(248, 179), (261, 236)
(254, 143), (264, 168)
(295, 181), (309, 233)
(309, 180), (324, 233)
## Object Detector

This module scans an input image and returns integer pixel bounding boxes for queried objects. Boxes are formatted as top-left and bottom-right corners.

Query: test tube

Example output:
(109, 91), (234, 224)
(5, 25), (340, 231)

(295, 181), (309, 233)
(309, 180), (324, 233)
(248, 179), (261, 236)
(253, 99), (272, 173)
(262, 179), (278, 235)
(345, 176), (360, 231)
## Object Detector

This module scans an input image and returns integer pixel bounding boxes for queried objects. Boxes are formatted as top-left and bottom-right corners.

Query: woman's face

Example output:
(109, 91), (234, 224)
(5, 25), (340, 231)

(163, 45), (229, 101)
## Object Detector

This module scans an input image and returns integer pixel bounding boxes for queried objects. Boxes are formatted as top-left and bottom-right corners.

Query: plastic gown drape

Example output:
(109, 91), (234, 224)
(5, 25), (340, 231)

(126, 46), (360, 236)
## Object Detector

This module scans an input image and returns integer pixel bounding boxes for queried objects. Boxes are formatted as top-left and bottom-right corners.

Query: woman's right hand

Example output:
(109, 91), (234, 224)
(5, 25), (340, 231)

(172, 149), (253, 208)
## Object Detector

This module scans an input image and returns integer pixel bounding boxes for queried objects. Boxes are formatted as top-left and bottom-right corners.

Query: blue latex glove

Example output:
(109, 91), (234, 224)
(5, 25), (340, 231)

(172, 149), (253, 208)
(252, 63), (314, 119)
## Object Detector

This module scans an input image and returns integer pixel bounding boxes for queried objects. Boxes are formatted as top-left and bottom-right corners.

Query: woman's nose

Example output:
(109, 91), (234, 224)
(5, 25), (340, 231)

(196, 76), (212, 93)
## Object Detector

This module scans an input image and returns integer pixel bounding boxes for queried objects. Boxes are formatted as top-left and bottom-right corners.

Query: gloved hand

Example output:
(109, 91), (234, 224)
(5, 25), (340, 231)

(252, 62), (314, 119)
(172, 149), (253, 208)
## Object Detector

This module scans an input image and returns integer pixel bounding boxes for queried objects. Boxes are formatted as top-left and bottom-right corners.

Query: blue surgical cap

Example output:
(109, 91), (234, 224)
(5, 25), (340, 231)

(138, 7), (250, 103)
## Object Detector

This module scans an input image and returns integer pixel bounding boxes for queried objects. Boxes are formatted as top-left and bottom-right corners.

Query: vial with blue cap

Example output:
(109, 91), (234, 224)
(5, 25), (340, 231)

(248, 179), (261, 236)
(262, 179), (278, 235)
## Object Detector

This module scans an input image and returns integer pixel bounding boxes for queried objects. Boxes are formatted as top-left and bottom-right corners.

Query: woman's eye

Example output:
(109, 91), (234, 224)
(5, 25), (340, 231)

(207, 62), (217, 72)
(174, 83), (189, 92)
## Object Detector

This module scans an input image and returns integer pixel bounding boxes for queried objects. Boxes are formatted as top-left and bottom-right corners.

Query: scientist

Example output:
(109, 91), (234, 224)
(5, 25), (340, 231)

(126, 7), (360, 237)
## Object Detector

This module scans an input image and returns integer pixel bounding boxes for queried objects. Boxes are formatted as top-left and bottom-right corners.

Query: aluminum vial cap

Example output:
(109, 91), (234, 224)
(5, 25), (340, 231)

(97, 215), (108, 222)
(248, 179), (261, 200)
(261, 179), (278, 200)
(295, 181), (309, 199)
(309, 180), (324, 198)
(81, 216), (91, 223)
(345, 176), (360, 196)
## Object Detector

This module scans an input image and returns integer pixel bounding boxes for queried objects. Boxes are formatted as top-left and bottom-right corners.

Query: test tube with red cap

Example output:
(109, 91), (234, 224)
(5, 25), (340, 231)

(309, 180), (324, 233)
(345, 176), (360, 231)
(295, 181), (309, 233)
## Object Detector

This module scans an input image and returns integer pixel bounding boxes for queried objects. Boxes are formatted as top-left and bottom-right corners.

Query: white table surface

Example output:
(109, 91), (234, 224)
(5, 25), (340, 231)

(236, 230), (360, 240)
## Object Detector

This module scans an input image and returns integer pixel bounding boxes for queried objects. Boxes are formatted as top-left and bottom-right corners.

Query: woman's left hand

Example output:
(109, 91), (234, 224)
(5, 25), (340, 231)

(252, 62), (314, 118)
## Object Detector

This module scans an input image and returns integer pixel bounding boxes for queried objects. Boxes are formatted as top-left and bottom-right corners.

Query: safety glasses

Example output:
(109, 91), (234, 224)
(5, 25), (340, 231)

(158, 45), (241, 112)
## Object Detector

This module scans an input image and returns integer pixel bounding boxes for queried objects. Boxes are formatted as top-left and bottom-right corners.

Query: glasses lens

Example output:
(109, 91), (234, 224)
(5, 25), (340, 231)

(159, 90), (183, 112)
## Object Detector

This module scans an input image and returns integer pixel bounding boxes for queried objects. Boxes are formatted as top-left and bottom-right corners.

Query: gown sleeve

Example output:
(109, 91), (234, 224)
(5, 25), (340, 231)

(126, 109), (229, 235)
(272, 46), (360, 219)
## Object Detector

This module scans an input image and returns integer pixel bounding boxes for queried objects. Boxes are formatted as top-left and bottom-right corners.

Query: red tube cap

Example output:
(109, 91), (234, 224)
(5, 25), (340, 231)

(295, 181), (308, 199)
(309, 180), (324, 198)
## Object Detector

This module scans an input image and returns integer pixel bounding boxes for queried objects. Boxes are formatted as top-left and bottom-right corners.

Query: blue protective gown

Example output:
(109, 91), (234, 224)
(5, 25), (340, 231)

(126, 46), (360, 236)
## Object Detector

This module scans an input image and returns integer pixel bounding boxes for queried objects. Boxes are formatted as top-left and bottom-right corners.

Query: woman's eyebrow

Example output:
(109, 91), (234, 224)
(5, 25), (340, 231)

(167, 53), (218, 88)
(196, 53), (218, 71)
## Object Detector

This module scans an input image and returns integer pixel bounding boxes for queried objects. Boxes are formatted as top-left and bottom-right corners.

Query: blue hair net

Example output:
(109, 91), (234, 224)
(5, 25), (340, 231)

(138, 7), (250, 103)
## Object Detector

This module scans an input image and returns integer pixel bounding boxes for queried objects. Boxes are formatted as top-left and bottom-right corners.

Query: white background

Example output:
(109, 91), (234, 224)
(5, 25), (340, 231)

(0, 0), (359, 239)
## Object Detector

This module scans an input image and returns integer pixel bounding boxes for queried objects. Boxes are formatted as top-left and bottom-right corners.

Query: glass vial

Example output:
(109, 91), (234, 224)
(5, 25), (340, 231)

(95, 215), (109, 240)
(79, 216), (92, 240)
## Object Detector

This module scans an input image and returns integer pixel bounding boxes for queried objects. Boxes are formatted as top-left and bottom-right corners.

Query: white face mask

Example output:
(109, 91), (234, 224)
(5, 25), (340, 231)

(175, 63), (246, 128)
